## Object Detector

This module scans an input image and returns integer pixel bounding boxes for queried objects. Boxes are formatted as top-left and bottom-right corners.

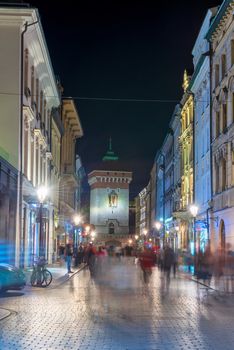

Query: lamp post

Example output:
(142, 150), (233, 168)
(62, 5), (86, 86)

(190, 204), (198, 274)
(142, 229), (147, 245)
(155, 221), (162, 247)
(175, 225), (179, 251)
(91, 230), (96, 242)
(73, 214), (81, 251)
(37, 185), (48, 257)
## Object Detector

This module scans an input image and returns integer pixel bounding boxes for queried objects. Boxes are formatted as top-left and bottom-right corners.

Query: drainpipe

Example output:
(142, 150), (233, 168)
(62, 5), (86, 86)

(19, 20), (38, 267)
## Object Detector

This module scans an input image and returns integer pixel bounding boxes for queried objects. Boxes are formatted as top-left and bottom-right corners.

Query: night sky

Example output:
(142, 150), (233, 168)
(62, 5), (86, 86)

(20, 0), (222, 198)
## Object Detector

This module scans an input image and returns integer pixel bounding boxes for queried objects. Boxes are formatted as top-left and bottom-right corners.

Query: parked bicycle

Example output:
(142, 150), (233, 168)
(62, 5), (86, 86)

(30, 256), (52, 287)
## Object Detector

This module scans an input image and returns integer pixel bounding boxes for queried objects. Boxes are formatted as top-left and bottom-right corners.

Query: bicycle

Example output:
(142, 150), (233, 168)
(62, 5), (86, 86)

(30, 257), (52, 287)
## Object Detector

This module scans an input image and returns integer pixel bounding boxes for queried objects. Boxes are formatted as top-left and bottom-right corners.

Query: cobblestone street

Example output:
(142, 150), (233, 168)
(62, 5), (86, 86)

(0, 258), (234, 350)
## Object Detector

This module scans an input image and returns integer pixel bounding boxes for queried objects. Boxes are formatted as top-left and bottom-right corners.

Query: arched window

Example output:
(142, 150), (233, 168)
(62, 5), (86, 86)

(109, 223), (114, 234)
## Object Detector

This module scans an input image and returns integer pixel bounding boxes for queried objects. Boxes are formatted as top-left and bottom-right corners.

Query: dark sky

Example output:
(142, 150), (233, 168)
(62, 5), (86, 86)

(24, 0), (222, 198)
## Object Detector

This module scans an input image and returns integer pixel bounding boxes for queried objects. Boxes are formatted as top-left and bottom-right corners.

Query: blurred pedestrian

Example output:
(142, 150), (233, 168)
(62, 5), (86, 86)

(162, 245), (174, 292)
(87, 243), (96, 277)
(173, 250), (178, 278)
(64, 241), (73, 273)
(139, 247), (154, 284)
(58, 245), (65, 266)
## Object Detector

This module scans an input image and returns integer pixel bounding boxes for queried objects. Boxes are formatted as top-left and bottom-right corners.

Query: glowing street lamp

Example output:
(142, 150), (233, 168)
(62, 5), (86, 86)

(190, 205), (198, 218)
(85, 225), (90, 235)
(128, 239), (132, 245)
(37, 185), (48, 204)
(73, 214), (81, 226)
(91, 230), (96, 239)
(37, 185), (48, 257)
(143, 229), (148, 236)
(135, 235), (139, 240)
(155, 221), (162, 231)
(190, 204), (199, 274)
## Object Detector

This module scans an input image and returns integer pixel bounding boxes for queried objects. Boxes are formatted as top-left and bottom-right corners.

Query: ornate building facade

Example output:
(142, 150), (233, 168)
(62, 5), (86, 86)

(177, 71), (194, 251)
(207, 0), (234, 251)
(88, 142), (132, 246)
(58, 99), (83, 248)
(0, 6), (61, 266)
(190, 8), (217, 252)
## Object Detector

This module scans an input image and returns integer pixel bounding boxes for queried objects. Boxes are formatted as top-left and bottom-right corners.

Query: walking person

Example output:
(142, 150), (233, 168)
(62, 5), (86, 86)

(139, 246), (154, 284)
(87, 243), (96, 277)
(162, 244), (174, 293)
(64, 241), (74, 274)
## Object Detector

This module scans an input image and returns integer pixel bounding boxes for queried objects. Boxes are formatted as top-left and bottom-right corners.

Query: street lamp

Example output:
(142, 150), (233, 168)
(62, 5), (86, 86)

(155, 221), (162, 246)
(73, 214), (82, 252)
(73, 214), (81, 226)
(143, 229), (148, 236)
(135, 235), (139, 240)
(190, 204), (198, 274)
(91, 230), (96, 239)
(85, 225), (90, 234)
(155, 221), (162, 231)
(37, 185), (48, 257)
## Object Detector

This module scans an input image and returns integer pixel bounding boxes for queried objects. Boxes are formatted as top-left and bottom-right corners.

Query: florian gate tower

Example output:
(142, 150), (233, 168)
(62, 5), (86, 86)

(88, 140), (132, 247)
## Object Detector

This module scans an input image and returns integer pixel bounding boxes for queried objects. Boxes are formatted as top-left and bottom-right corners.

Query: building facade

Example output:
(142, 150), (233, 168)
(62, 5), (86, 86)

(175, 71), (194, 252)
(88, 143), (132, 246)
(0, 6), (61, 266)
(190, 8), (217, 253)
(170, 105), (181, 249)
(58, 99), (83, 248)
(207, 0), (234, 251)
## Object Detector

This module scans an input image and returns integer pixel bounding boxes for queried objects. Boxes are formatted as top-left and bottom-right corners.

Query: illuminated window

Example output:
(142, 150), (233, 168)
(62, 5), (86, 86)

(108, 190), (118, 208)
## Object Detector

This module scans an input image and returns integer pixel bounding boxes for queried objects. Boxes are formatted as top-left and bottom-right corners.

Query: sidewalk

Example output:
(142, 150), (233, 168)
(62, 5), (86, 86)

(24, 261), (86, 287)
(0, 262), (86, 321)
(178, 264), (234, 304)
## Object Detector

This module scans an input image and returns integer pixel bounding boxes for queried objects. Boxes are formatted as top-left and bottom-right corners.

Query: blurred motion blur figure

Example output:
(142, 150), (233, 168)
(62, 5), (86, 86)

(139, 247), (155, 284)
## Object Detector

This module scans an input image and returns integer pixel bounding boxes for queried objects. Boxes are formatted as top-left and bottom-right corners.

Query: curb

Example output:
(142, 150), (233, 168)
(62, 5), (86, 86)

(50, 263), (87, 288)
(0, 308), (11, 321)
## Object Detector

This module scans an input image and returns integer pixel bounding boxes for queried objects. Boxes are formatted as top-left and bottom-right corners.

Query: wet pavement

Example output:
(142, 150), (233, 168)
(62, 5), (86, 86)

(0, 257), (234, 349)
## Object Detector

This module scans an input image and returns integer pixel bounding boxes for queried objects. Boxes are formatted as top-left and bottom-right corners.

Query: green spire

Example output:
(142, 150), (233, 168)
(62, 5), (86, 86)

(102, 137), (118, 161)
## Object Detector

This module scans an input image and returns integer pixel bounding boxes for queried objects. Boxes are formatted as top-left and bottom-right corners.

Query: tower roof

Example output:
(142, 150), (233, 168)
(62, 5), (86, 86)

(102, 137), (118, 161)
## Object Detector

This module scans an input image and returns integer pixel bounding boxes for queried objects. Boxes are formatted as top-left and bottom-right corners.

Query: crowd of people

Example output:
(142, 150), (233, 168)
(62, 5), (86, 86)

(58, 241), (234, 293)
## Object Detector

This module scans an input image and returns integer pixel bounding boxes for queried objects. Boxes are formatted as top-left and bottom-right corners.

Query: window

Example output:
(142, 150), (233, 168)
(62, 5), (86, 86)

(222, 103), (227, 131)
(216, 111), (220, 137)
(30, 66), (34, 109)
(221, 54), (227, 80)
(40, 90), (43, 121)
(231, 40), (234, 66)
(232, 93), (234, 123)
(24, 49), (29, 94)
(109, 223), (115, 235)
(215, 64), (219, 87)
(36, 79), (39, 115)
(215, 162), (219, 193)
(221, 158), (227, 191)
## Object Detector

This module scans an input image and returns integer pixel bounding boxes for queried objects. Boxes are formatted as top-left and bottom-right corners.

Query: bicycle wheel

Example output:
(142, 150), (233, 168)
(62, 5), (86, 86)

(41, 269), (52, 287)
(31, 271), (43, 286)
